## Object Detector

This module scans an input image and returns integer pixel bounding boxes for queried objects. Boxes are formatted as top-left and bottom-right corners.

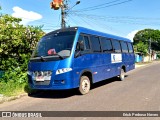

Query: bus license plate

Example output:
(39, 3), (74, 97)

(36, 76), (44, 81)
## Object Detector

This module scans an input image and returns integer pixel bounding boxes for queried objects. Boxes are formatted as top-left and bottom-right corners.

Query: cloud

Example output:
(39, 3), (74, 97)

(126, 30), (139, 42)
(12, 6), (42, 25)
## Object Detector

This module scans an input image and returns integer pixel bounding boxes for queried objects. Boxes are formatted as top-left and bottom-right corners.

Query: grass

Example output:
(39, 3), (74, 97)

(0, 81), (27, 97)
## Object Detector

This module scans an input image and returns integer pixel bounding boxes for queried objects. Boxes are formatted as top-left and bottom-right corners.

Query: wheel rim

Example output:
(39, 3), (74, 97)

(82, 79), (89, 92)
(121, 69), (125, 80)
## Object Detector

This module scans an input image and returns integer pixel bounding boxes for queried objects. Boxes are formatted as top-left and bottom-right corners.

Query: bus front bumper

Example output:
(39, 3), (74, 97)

(28, 71), (79, 90)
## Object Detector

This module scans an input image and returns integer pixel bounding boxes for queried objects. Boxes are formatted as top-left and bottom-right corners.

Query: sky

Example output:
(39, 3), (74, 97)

(1, 0), (160, 41)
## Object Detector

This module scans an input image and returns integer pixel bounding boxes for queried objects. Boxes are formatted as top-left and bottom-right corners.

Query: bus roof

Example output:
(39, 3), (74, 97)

(46, 27), (132, 42)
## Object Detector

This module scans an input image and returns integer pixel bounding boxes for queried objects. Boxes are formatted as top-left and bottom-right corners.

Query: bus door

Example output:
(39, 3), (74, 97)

(73, 35), (92, 85)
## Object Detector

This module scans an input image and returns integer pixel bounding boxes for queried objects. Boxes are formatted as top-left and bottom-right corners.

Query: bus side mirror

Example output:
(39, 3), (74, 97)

(76, 41), (85, 51)
(75, 42), (84, 58)
(76, 42), (81, 51)
(75, 42), (80, 58)
(79, 41), (84, 51)
(75, 51), (81, 58)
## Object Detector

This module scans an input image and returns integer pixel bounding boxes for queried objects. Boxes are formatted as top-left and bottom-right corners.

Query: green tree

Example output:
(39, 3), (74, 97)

(0, 13), (45, 96)
(135, 41), (148, 55)
(0, 14), (44, 71)
(133, 29), (160, 54)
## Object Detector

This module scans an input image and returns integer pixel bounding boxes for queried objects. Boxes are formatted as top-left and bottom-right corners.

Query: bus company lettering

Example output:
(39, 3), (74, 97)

(111, 54), (122, 63)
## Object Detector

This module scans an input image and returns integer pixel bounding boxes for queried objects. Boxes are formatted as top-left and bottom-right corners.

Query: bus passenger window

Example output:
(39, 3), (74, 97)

(120, 41), (129, 53)
(90, 36), (101, 52)
(127, 43), (134, 53)
(84, 36), (90, 50)
(112, 40), (122, 53)
(101, 38), (113, 52)
(77, 35), (90, 51)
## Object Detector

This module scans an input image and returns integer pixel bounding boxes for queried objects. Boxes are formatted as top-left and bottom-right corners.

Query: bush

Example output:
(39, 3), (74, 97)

(0, 80), (27, 96)
(157, 54), (160, 59)
(0, 67), (27, 96)
(0, 14), (45, 96)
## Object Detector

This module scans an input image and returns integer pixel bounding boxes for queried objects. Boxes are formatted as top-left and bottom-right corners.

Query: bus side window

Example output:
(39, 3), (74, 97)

(112, 40), (122, 53)
(76, 35), (90, 52)
(120, 41), (129, 53)
(127, 42), (134, 53)
(84, 36), (90, 50)
(90, 36), (101, 52)
(76, 35), (84, 51)
(100, 37), (113, 52)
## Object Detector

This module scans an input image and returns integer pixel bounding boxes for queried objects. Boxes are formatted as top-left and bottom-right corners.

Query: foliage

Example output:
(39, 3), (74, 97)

(0, 80), (27, 96)
(0, 14), (44, 70)
(157, 51), (160, 59)
(0, 13), (45, 96)
(133, 29), (160, 55)
(0, 67), (36, 96)
(135, 41), (148, 56)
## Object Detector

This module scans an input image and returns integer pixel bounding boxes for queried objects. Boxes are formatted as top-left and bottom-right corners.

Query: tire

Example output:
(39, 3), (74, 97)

(79, 76), (91, 95)
(119, 69), (125, 81)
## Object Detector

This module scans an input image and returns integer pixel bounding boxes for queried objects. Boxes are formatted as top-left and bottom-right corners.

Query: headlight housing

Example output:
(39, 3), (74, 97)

(28, 71), (52, 81)
(56, 68), (72, 75)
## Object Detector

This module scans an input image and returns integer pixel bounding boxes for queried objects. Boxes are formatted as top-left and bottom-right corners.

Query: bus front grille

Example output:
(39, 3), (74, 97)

(34, 80), (50, 85)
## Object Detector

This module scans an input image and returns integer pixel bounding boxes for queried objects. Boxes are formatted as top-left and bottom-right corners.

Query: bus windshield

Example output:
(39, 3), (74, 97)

(31, 31), (76, 59)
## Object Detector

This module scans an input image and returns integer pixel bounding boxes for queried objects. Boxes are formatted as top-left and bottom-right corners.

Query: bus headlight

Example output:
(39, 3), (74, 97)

(56, 68), (72, 75)
(27, 71), (32, 75)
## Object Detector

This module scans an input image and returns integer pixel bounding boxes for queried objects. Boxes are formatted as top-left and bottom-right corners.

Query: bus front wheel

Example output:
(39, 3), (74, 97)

(79, 76), (91, 95)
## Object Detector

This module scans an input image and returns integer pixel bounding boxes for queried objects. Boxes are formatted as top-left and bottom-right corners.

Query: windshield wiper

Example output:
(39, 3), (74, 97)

(40, 56), (46, 61)
(30, 56), (46, 62)
(54, 53), (64, 60)
(30, 54), (64, 61)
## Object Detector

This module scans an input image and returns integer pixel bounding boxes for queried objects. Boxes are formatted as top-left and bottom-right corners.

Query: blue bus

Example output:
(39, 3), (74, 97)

(28, 27), (135, 95)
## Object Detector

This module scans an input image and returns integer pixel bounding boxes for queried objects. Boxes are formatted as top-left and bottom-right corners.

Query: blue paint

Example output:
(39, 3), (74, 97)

(28, 27), (135, 90)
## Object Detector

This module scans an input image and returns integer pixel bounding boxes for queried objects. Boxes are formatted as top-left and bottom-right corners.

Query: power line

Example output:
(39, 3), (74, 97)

(74, 0), (121, 11)
(69, 13), (124, 35)
(68, 14), (81, 26)
(77, 15), (94, 28)
(72, 0), (133, 12)
(70, 12), (160, 26)
(70, 12), (160, 21)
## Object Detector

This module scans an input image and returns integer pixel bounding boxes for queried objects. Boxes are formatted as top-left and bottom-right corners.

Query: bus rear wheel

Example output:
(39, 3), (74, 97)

(79, 76), (91, 95)
(119, 69), (125, 81)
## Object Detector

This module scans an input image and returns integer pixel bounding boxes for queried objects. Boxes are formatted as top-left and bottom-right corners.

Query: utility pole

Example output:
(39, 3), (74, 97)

(149, 38), (152, 61)
(61, 0), (67, 28)
(50, 0), (80, 29)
